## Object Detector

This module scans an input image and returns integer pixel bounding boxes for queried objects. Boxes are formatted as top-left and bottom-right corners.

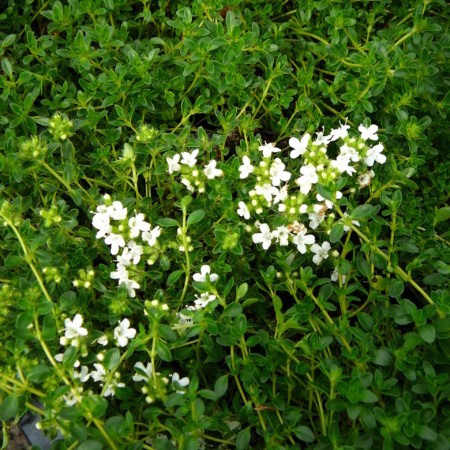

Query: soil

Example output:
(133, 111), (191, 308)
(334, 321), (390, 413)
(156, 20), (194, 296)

(0, 424), (30, 449)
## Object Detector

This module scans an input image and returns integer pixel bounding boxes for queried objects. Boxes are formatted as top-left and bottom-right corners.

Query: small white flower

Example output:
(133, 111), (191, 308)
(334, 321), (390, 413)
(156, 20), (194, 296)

(330, 154), (356, 176)
(61, 314), (88, 345)
(358, 124), (379, 141)
(107, 201), (128, 221)
(90, 363), (106, 382)
(92, 205), (112, 239)
(329, 123), (350, 142)
(63, 387), (83, 407)
(238, 156), (255, 179)
(128, 213), (150, 238)
(193, 265), (219, 283)
(194, 292), (216, 309)
(132, 362), (153, 382)
(310, 241), (331, 265)
(180, 149), (199, 167)
(364, 143), (386, 166)
(122, 279), (140, 298)
(258, 142), (281, 158)
(339, 143), (360, 162)
(204, 160), (223, 179)
(166, 154), (181, 174)
(96, 335), (108, 346)
(252, 223), (273, 250)
(331, 268), (346, 284)
(142, 226), (161, 247)
(292, 228), (315, 254)
(289, 133), (310, 158)
(295, 164), (318, 195)
(237, 201), (250, 220)
(104, 233), (126, 255)
(357, 170), (375, 188)
(272, 226), (291, 246)
(273, 185), (288, 205)
(171, 372), (190, 393)
(114, 319), (136, 347)
(255, 183), (278, 204)
(181, 178), (195, 192)
(110, 263), (129, 284)
(269, 158), (291, 186)
(342, 213), (360, 232)
(127, 240), (144, 264)
(308, 212), (325, 230)
(313, 128), (331, 146)
(73, 366), (90, 383)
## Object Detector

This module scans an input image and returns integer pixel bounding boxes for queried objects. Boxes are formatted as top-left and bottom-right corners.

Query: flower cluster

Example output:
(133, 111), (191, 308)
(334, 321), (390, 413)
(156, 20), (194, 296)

(91, 194), (161, 297)
(48, 113), (74, 141)
(166, 149), (224, 193)
(238, 124), (386, 265)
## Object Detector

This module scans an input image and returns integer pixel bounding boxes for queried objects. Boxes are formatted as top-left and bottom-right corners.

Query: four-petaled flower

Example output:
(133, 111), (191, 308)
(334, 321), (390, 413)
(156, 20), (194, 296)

(237, 201), (250, 220)
(311, 241), (331, 265)
(358, 124), (378, 141)
(171, 372), (190, 393)
(128, 213), (150, 238)
(132, 362), (153, 382)
(114, 318), (136, 347)
(289, 133), (310, 158)
(104, 233), (126, 255)
(204, 160), (223, 179)
(252, 223), (273, 250)
(181, 149), (199, 167)
(269, 158), (291, 186)
(194, 292), (216, 309)
(107, 201), (128, 221)
(258, 142), (281, 158)
(364, 143), (386, 166)
(60, 314), (88, 346)
(167, 154), (181, 174)
(193, 265), (219, 283)
(238, 156), (254, 179)
(292, 228), (315, 254)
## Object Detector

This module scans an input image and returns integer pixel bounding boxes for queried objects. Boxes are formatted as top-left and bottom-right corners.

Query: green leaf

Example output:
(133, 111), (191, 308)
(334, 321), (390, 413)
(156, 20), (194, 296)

(167, 270), (184, 286)
(351, 204), (376, 219)
(156, 341), (172, 362)
(236, 283), (248, 301)
(435, 206), (450, 225)
(0, 396), (18, 420)
(222, 303), (243, 318)
(360, 389), (378, 403)
(187, 209), (205, 226)
(2, 58), (13, 78)
(70, 419), (88, 442)
(81, 396), (108, 419)
(318, 284), (333, 302)
(180, 195), (192, 209)
(236, 427), (251, 450)
(4, 255), (22, 267)
(389, 280), (404, 298)
(294, 425), (315, 443)
(418, 324), (436, 344)
(78, 440), (103, 450)
(214, 375), (228, 398)
(28, 364), (51, 382)
(329, 223), (344, 243)
(157, 217), (179, 227)
(104, 348), (120, 371)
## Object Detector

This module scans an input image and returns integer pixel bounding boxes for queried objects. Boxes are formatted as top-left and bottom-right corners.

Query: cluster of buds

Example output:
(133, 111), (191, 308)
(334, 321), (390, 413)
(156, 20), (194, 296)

(48, 113), (74, 141)
(0, 200), (22, 227)
(19, 136), (47, 160)
(43, 266), (62, 284)
(72, 268), (95, 289)
(135, 124), (158, 143)
(39, 205), (62, 228)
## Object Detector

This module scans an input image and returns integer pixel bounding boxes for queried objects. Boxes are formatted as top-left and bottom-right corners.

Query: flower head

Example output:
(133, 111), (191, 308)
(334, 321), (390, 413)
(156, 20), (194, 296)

(132, 362), (153, 382)
(358, 124), (379, 141)
(181, 149), (199, 167)
(107, 201), (128, 221)
(252, 223), (273, 250)
(289, 134), (310, 158)
(237, 201), (250, 220)
(114, 318), (136, 347)
(128, 213), (150, 238)
(292, 228), (315, 254)
(364, 143), (386, 166)
(269, 158), (291, 186)
(194, 292), (217, 309)
(259, 142), (281, 158)
(238, 156), (254, 179)
(60, 314), (88, 346)
(204, 160), (223, 179)
(310, 241), (331, 265)
(193, 265), (219, 283)
(167, 154), (181, 174)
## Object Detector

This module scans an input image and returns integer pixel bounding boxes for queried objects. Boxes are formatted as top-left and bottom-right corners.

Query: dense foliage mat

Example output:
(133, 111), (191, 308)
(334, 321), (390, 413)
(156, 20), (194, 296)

(0, 1), (449, 449)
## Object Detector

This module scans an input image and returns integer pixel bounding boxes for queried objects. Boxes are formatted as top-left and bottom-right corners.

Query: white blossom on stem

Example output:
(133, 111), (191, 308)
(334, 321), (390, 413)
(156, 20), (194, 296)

(114, 319), (136, 347)
(258, 142), (281, 158)
(238, 156), (254, 179)
(193, 265), (219, 283)
(167, 154), (181, 174)
(289, 134), (310, 158)
(180, 149), (199, 167)
(252, 223), (273, 250)
(358, 124), (379, 141)
(204, 160), (223, 179)
(311, 241), (331, 265)
(237, 201), (250, 220)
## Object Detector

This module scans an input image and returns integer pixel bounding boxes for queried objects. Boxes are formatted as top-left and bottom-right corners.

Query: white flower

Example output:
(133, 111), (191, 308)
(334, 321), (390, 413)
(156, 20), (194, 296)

(269, 158), (291, 186)
(90, 363), (106, 382)
(308, 212), (325, 229)
(181, 178), (194, 192)
(358, 124), (379, 141)
(311, 241), (331, 265)
(107, 201), (128, 221)
(295, 164), (318, 195)
(194, 292), (216, 309)
(127, 240), (144, 264)
(255, 183), (278, 204)
(292, 228), (315, 254)
(289, 134), (310, 158)
(63, 387), (83, 407)
(171, 372), (190, 393)
(238, 156), (254, 179)
(313, 128), (331, 146)
(122, 279), (140, 298)
(193, 265), (219, 283)
(272, 226), (291, 246)
(329, 123), (350, 142)
(339, 143), (360, 162)
(342, 213), (360, 232)
(114, 318), (136, 347)
(132, 362), (153, 382)
(204, 160), (223, 179)
(61, 314), (88, 344)
(180, 149), (199, 167)
(237, 201), (250, 220)
(364, 143), (386, 166)
(110, 263), (129, 284)
(92, 205), (112, 239)
(96, 335), (108, 346)
(104, 233), (126, 255)
(252, 223), (273, 250)
(330, 154), (356, 176)
(331, 268), (346, 284)
(128, 213), (150, 238)
(258, 142), (281, 158)
(167, 154), (181, 174)
(142, 226), (161, 247)
(357, 170), (375, 188)
(176, 310), (194, 328)
(273, 185), (288, 205)
(73, 366), (90, 383)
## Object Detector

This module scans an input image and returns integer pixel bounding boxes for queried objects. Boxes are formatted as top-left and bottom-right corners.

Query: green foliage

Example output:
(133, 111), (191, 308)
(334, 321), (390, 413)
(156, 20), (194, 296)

(0, 0), (449, 449)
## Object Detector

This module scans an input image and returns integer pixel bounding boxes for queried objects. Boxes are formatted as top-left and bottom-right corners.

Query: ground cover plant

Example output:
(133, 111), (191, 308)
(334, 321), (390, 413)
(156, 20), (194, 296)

(0, 0), (449, 449)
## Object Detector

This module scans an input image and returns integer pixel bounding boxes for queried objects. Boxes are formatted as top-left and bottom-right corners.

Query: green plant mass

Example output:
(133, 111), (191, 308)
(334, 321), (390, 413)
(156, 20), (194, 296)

(0, 1), (449, 449)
